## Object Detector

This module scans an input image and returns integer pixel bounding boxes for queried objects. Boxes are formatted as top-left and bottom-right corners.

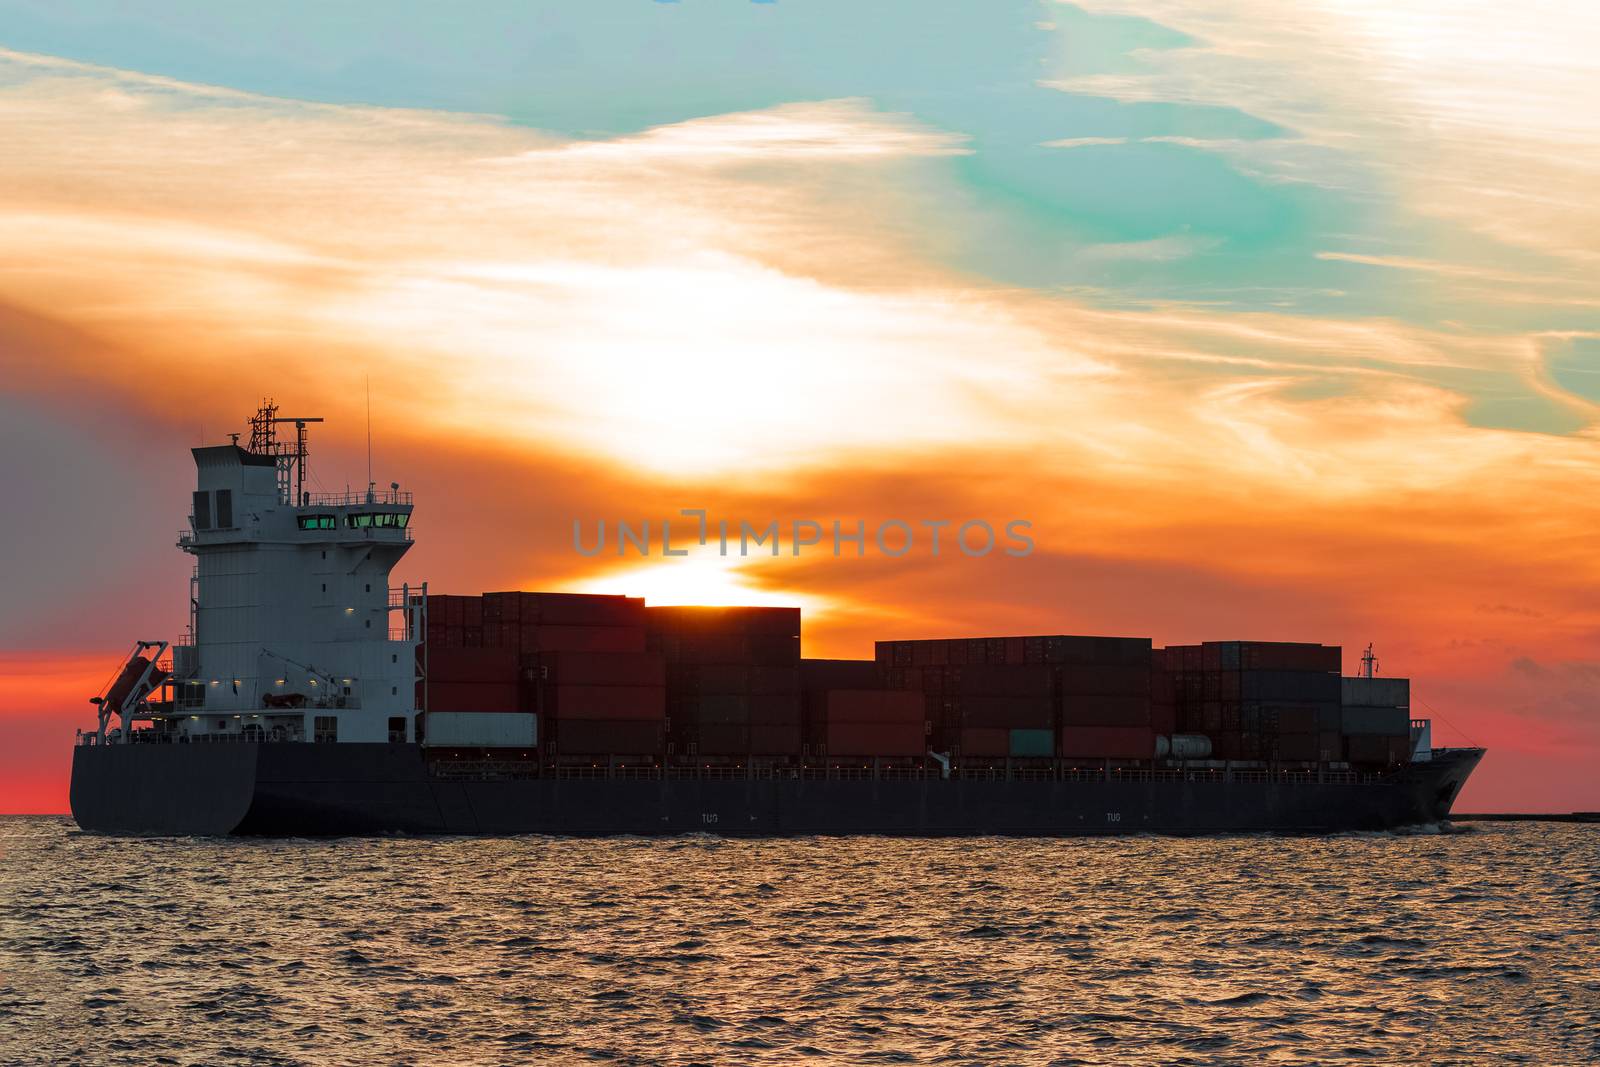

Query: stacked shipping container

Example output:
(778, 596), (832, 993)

(646, 606), (802, 758)
(423, 592), (663, 760)
(420, 596), (1420, 769)
(873, 635), (1154, 761)
(1056, 639), (1154, 760)
(1157, 641), (1341, 763)
(816, 690), (927, 757)
(536, 650), (666, 759)
(1340, 676), (1412, 765)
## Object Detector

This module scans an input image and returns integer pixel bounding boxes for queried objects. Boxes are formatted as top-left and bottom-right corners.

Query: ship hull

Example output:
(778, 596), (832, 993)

(70, 743), (1483, 837)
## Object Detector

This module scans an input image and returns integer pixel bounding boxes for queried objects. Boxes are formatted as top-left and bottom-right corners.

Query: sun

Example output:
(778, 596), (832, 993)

(558, 546), (829, 614)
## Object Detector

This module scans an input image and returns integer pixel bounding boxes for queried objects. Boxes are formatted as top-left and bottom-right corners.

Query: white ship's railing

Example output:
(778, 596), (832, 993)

(180, 520), (415, 544)
(301, 489), (414, 507)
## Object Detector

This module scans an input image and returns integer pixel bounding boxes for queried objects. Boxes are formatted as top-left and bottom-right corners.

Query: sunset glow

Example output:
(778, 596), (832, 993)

(3, 3), (1598, 813)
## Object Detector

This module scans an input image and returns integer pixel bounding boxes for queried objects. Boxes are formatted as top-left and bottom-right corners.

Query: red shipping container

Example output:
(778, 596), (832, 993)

(959, 694), (1053, 728)
(750, 665), (799, 694)
(678, 634), (749, 663)
(740, 606), (802, 637)
(1273, 733), (1321, 761)
(1151, 703), (1178, 736)
(749, 724), (802, 755)
(697, 663), (749, 694)
(482, 591), (515, 622)
(1345, 734), (1410, 765)
(801, 659), (879, 691)
(694, 724), (749, 755)
(523, 625), (647, 654)
(1235, 642), (1340, 672)
(1213, 731), (1259, 760)
(1345, 734), (1389, 764)
(692, 693), (749, 724)
(546, 684), (664, 720)
(537, 650), (665, 688)
(426, 646), (520, 683)
(883, 667), (922, 691)
(1061, 694), (1150, 727)
(1270, 706), (1319, 735)
(824, 689), (924, 724)
(525, 592), (645, 627)
(825, 722), (924, 757)
(1060, 664), (1151, 696)
(1058, 726), (1154, 759)
(555, 718), (663, 756)
(746, 635), (800, 665)
(647, 604), (796, 635)
(463, 597), (484, 627)
(958, 663), (1052, 697)
(1004, 637), (1026, 664)
(427, 680), (520, 713)
(959, 727), (1010, 757)
(748, 692), (800, 724)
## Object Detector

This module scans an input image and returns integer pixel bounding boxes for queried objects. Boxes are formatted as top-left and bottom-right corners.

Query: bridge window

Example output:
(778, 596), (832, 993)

(346, 512), (408, 529)
(297, 514), (336, 530)
(215, 489), (233, 528)
(193, 491), (211, 530)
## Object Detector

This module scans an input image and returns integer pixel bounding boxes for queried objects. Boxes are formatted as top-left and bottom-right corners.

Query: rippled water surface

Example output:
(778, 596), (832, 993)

(2, 818), (1598, 1065)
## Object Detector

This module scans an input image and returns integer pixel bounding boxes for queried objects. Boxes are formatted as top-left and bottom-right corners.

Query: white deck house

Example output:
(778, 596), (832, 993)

(113, 405), (430, 745)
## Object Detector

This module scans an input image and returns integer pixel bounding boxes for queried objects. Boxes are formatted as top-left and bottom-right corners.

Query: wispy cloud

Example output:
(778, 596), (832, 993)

(1040, 136), (1128, 147)
(1046, 0), (1600, 269)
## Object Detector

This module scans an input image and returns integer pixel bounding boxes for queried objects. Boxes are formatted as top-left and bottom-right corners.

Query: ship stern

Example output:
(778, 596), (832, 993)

(70, 742), (260, 836)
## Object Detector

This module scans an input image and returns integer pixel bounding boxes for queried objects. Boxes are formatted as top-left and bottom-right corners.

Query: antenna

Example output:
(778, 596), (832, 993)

(366, 376), (374, 503)
(1361, 643), (1379, 679)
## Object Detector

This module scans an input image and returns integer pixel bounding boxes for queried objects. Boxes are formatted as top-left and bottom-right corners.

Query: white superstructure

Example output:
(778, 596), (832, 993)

(91, 402), (426, 745)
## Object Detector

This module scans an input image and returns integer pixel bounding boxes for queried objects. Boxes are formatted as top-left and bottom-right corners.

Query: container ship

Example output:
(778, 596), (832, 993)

(69, 404), (1482, 836)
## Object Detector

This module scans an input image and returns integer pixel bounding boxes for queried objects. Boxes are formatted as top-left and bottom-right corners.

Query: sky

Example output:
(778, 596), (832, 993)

(2, 1), (1597, 813)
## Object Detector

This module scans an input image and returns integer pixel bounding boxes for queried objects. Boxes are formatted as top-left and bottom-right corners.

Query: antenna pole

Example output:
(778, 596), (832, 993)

(366, 376), (373, 500)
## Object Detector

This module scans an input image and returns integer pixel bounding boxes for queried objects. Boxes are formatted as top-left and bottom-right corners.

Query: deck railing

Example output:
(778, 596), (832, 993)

(422, 760), (1401, 784)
